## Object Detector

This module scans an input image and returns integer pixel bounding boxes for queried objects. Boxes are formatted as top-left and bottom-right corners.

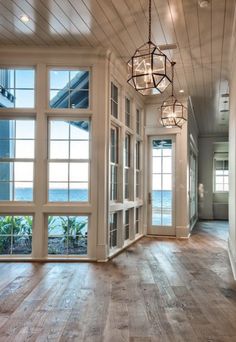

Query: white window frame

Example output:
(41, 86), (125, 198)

(213, 157), (229, 193)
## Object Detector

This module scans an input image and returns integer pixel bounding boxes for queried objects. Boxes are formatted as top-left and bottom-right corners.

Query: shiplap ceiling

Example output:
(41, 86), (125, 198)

(0, 0), (235, 136)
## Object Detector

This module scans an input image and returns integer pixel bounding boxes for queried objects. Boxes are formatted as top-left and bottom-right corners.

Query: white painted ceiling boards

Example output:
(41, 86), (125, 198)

(0, 0), (235, 135)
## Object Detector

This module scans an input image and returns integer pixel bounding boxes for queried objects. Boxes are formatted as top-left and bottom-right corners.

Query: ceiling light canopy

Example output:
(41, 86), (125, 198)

(160, 62), (187, 128)
(127, 0), (172, 96)
(20, 14), (30, 23)
(198, 0), (210, 8)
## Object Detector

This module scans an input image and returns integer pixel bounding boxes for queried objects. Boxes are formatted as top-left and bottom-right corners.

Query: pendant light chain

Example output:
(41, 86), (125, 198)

(171, 62), (176, 97)
(148, 0), (152, 42)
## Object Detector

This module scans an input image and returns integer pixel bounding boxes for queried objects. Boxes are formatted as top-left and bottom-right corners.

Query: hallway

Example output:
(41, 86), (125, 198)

(0, 221), (235, 341)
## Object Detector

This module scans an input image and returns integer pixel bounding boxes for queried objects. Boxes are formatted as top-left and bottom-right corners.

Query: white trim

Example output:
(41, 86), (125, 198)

(228, 238), (236, 280)
(176, 225), (190, 238)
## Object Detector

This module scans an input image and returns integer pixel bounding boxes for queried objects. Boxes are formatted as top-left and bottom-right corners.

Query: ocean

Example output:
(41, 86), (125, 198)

(15, 188), (88, 202)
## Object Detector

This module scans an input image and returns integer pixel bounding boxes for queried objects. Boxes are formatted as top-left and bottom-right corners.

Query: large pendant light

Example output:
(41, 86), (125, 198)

(160, 62), (187, 128)
(127, 0), (172, 95)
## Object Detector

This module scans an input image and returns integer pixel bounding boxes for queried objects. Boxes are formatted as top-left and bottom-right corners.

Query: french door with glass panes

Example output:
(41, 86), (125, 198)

(148, 136), (175, 236)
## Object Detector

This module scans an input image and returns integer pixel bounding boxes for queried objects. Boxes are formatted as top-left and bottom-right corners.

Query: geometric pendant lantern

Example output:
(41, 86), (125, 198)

(160, 62), (187, 128)
(127, 0), (172, 95)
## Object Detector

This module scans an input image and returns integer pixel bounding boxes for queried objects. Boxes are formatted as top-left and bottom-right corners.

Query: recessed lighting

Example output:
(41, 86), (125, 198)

(20, 14), (30, 23)
(179, 89), (184, 93)
(198, 0), (210, 8)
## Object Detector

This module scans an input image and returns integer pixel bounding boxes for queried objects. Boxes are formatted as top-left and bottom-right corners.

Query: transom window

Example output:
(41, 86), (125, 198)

(48, 120), (90, 202)
(111, 82), (118, 118)
(49, 69), (89, 109)
(48, 215), (88, 255)
(0, 68), (35, 108)
(0, 215), (33, 255)
(0, 119), (35, 201)
(109, 212), (118, 249)
(214, 159), (228, 192)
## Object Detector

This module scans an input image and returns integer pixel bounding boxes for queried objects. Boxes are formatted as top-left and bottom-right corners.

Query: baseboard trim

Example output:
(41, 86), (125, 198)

(228, 238), (236, 280)
(176, 225), (190, 238)
(108, 234), (144, 261)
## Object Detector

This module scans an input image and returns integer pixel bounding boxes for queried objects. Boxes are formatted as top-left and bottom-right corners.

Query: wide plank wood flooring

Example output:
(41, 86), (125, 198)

(0, 221), (236, 342)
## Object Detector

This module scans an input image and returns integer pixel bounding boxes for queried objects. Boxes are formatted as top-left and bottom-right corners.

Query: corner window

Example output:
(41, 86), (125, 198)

(0, 68), (35, 108)
(48, 120), (90, 202)
(49, 70), (89, 109)
(0, 119), (35, 201)
(214, 159), (228, 192)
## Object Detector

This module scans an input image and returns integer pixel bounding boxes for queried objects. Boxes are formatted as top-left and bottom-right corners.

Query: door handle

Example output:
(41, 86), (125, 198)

(148, 192), (152, 204)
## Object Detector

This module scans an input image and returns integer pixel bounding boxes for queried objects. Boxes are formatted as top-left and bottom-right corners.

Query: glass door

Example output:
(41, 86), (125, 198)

(148, 136), (175, 235)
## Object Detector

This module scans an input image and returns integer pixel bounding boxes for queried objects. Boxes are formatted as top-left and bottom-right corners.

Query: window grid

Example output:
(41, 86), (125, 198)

(48, 215), (88, 255)
(0, 68), (35, 108)
(124, 210), (130, 240)
(111, 82), (118, 118)
(110, 126), (119, 201)
(136, 141), (141, 198)
(136, 109), (141, 134)
(214, 159), (229, 192)
(125, 97), (131, 127)
(48, 120), (90, 202)
(135, 207), (140, 234)
(0, 215), (33, 255)
(0, 119), (35, 202)
(109, 212), (118, 249)
(124, 134), (131, 200)
(49, 69), (89, 109)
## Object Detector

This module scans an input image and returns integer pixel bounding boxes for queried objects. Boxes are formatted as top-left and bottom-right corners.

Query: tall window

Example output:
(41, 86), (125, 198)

(125, 97), (131, 127)
(49, 69), (89, 109)
(109, 212), (118, 249)
(111, 82), (118, 118)
(0, 215), (33, 255)
(124, 134), (131, 200)
(136, 141), (141, 198)
(214, 158), (228, 192)
(135, 207), (140, 234)
(0, 119), (35, 201)
(110, 126), (119, 201)
(0, 68), (35, 108)
(48, 215), (88, 255)
(48, 120), (90, 202)
(124, 210), (130, 240)
(136, 109), (141, 134)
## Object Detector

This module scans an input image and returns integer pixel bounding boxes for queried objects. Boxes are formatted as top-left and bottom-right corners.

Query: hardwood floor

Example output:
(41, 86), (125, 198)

(0, 221), (236, 342)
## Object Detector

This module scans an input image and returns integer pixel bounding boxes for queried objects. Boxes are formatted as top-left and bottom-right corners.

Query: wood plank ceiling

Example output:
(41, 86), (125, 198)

(0, 0), (235, 136)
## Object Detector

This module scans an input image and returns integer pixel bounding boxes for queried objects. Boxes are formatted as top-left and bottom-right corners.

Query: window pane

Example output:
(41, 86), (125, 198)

(15, 120), (35, 139)
(50, 70), (69, 89)
(70, 90), (89, 108)
(70, 121), (90, 140)
(70, 71), (89, 89)
(70, 163), (88, 182)
(224, 183), (229, 191)
(0, 162), (13, 181)
(163, 157), (171, 173)
(153, 157), (161, 173)
(49, 162), (68, 182)
(216, 184), (223, 191)
(69, 183), (88, 202)
(15, 182), (33, 201)
(15, 162), (33, 182)
(15, 70), (35, 89)
(152, 174), (162, 191)
(50, 141), (69, 159)
(15, 90), (34, 108)
(15, 140), (34, 159)
(49, 183), (68, 202)
(70, 141), (89, 159)
(163, 175), (172, 190)
(0, 140), (14, 158)
(215, 176), (223, 184)
(50, 121), (69, 140)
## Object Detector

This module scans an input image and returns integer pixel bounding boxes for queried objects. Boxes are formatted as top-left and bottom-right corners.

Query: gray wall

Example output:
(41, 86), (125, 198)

(198, 137), (228, 220)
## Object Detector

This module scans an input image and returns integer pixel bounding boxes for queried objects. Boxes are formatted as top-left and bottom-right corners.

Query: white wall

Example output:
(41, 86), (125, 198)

(228, 32), (236, 278)
(198, 136), (228, 220)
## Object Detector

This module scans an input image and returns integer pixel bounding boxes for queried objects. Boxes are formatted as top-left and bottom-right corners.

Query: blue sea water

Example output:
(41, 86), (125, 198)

(152, 190), (172, 226)
(15, 188), (88, 202)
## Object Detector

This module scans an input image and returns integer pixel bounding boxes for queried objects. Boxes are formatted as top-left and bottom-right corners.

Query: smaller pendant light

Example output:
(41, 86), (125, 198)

(127, 0), (172, 95)
(160, 62), (187, 128)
